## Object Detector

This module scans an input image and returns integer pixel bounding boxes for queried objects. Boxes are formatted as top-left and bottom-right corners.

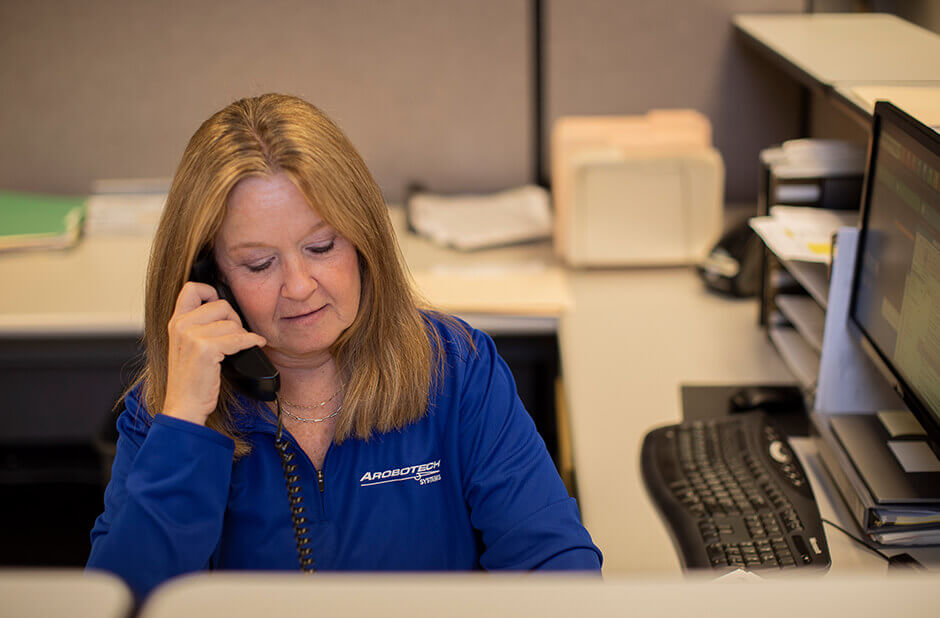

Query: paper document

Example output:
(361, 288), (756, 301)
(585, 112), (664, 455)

(713, 568), (764, 583)
(872, 508), (940, 527)
(749, 206), (858, 263)
(411, 261), (570, 316)
(85, 193), (167, 236)
(869, 527), (940, 546)
(408, 185), (552, 251)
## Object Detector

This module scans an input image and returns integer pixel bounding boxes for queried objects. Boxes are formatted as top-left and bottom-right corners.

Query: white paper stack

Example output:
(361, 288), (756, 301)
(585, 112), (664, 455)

(84, 178), (171, 236)
(749, 206), (858, 264)
(407, 185), (552, 251)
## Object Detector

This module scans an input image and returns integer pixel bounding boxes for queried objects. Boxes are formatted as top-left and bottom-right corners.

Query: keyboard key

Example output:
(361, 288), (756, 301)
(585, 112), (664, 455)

(706, 544), (727, 566)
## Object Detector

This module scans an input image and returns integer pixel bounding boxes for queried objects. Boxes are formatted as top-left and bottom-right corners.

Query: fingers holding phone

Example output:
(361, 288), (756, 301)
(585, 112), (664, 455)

(163, 281), (267, 425)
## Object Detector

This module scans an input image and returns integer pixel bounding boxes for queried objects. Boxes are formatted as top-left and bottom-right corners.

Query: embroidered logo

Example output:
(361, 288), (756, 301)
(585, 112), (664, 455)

(359, 460), (441, 487)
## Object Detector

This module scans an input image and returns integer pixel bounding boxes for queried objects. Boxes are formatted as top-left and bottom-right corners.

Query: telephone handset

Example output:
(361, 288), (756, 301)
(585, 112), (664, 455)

(189, 250), (313, 572)
(190, 250), (280, 401)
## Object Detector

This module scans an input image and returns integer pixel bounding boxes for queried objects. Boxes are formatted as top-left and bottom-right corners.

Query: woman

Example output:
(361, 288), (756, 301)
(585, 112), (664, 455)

(87, 94), (601, 598)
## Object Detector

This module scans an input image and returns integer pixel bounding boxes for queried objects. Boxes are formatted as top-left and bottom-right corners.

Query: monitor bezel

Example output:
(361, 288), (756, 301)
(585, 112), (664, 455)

(849, 100), (940, 445)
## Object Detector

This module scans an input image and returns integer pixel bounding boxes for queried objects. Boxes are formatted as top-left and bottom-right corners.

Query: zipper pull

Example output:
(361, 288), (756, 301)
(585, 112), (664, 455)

(317, 469), (325, 493)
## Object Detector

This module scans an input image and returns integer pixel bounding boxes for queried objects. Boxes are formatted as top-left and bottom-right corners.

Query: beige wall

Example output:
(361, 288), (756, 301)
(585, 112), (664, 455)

(544, 0), (805, 203)
(0, 1), (533, 204)
(872, 0), (940, 34)
(1, 1), (828, 206)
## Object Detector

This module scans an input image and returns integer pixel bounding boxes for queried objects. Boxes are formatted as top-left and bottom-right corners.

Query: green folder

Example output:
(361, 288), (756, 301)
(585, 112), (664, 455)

(0, 191), (86, 251)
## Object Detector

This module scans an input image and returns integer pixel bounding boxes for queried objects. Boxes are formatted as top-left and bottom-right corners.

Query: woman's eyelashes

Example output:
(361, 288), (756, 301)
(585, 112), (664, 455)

(307, 240), (335, 255)
(243, 240), (335, 273)
(246, 258), (274, 273)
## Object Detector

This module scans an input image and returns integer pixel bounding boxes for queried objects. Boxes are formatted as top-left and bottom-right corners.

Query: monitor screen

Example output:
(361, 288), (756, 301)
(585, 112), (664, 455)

(850, 102), (940, 443)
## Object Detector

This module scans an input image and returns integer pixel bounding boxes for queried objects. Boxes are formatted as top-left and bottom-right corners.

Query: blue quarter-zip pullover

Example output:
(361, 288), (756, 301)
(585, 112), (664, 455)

(87, 317), (601, 598)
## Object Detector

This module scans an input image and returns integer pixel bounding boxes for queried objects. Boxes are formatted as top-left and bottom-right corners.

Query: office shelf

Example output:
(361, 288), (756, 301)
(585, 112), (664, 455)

(771, 268), (797, 290)
(761, 252), (829, 393)
(775, 294), (825, 354)
(768, 325), (820, 391)
(758, 242), (830, 395)
(778, 258), (829, 309)
(760, 254), (827, 393)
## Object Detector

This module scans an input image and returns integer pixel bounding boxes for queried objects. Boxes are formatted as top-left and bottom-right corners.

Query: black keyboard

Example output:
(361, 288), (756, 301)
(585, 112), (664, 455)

(641, 413), (830, 572)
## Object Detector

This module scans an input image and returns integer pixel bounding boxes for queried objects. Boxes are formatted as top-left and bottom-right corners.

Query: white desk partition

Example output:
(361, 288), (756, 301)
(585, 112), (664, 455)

(140, 572), (940, 618)
(734, 13), (940, 125)
(0, 569), (132, 618)
(733, 13), (940, 86)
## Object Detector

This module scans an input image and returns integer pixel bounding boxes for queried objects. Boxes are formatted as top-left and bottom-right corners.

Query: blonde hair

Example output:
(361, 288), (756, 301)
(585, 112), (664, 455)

(134, 93), (460, 457)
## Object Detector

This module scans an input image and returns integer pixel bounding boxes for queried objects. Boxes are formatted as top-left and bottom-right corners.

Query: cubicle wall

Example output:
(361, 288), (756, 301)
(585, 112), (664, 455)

(1, 0), (807, 205)
(544, 0), (804, 202)
(0, 0), (533, 204)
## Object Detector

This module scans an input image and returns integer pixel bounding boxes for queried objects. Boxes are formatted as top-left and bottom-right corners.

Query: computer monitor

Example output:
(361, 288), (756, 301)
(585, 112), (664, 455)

(850, 101), (940, 449)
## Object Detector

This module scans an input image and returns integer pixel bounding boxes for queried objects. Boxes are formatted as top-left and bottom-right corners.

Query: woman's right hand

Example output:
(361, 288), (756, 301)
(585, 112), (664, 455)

(162, 282), (267, 426)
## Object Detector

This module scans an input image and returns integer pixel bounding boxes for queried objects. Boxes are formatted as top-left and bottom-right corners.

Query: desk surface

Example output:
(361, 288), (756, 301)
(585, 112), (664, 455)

(559, 268), (795, 573)
(140, 572), (940, 618)
(0, 208), (568, 337)
(833, 83), (940, 128)
(733, 13), (940, 87)
(0, 234), (148, 336)
(0, 206), (907, 574)
(733, 13), (940, 125)
(393, 208), (570, 334)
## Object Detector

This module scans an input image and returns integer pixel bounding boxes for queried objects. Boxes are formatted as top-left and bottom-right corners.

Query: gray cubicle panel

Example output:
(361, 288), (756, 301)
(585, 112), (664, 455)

(543, 0), (804, 203)
(0, 1), (532, 204)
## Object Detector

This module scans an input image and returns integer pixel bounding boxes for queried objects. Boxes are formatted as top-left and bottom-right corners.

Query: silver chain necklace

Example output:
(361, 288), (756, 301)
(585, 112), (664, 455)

(280, 402), (342, 424)
(276, 383), (345, 423)
(279, 385), (344, 410)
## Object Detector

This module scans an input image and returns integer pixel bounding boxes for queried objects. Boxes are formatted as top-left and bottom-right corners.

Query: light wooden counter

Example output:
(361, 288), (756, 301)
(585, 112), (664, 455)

(559, 267), (793, 573)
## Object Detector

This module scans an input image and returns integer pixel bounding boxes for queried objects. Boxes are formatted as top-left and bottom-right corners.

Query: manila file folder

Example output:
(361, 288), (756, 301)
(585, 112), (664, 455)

(552, 111), (724, 266)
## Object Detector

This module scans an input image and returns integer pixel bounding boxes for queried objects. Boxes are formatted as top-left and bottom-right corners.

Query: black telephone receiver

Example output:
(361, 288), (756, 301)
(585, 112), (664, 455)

(190, 250), (280, 401)
(191, 251), (311, 571)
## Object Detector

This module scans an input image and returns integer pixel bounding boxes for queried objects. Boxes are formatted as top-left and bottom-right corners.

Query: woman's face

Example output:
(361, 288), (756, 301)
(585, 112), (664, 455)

(214, 172), (361, 366)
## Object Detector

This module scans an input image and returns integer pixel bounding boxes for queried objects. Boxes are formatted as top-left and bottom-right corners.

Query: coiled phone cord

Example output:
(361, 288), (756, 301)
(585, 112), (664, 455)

(274, 396), (317, 573)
